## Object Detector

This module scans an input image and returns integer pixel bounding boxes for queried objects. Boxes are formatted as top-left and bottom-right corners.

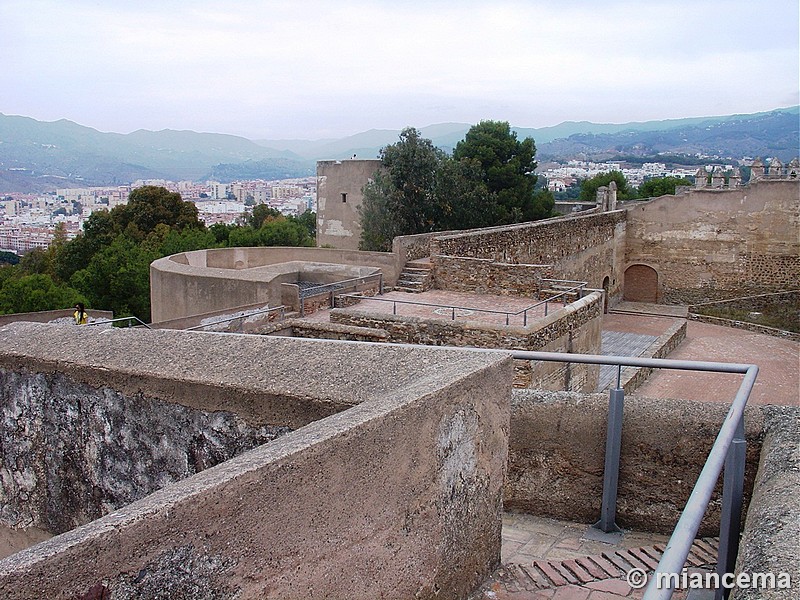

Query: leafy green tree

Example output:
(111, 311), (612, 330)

(637, 176), (692, 199)
(0, 251), (20, 266)
(70, 237), (156, 320)
(359, 127), (447, 251)
(228, 219), (313, 248)
(578, 171), (633, 202)
(0, 273), (86, 314)
(434, 157), (494, 231)
(112, 186), (203, 242)
(249, 204), (282, 229)
(292, 210), (316, 238)
(453, 120), (551, 223)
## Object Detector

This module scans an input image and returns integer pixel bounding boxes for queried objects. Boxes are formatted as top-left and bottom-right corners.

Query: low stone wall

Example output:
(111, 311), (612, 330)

(429, 211), (627, 303)
(0, 308), (114, 326)
(432, 254), (554, 296)
(688, 313), (800, 341)
(613, 320), (687, 393)
(330, 292), (603, 392)
(0, 323), (511, 599)
(506, 390), (765, 536)
(732, 406), (800, 600)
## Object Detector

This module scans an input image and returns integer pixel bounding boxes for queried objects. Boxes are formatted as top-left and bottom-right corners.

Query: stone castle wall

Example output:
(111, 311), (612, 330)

(330, 292), (603, 392)
(430, 211), (627, 304)
(625, 179), (800, 304)
(432, 255), (555, 296)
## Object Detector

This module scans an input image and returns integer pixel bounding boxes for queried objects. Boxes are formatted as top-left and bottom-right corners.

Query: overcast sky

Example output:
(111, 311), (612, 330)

(2, 0), (798, 140)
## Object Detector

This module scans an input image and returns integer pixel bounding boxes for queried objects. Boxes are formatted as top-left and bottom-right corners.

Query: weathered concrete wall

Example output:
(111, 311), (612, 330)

(151, 248), (399, 323)
(0, 369), (290, 535)
(0, 322), (512, 599)
(625, 179), (800, 304)
(330, 292), (603, 392)
(316, 159), (382, 250)
(432, 255), (555, 296)
(506, 390), (765, 536)
(733, 406), (800, 600)
(429, 211), (627, 304)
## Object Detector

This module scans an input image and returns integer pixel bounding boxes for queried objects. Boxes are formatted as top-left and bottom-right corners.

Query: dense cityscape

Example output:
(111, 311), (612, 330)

(0, 177), (316, 254)
(0, 160), (716, 255)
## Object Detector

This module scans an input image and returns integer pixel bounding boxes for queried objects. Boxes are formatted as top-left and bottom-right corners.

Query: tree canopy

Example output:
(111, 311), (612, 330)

(0, 186), (317, 322)
(637, 176), (692, 199)
(359, 122), (553, 251)
(578, 171), (633, 202)
(453, 120), (552, 223)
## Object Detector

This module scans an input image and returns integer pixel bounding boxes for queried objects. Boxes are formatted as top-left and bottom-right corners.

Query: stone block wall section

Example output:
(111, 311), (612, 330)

(330, 292), (603, 392)
(431, 255), (555, 296)
(0, 322), (512, 600)
(506, 390), (766, 536)
(429, 210), (627, 304)
(625, 179), (800, 304)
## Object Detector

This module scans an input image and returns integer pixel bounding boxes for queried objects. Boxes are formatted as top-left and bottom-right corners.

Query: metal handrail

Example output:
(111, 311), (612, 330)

(84, 316), (151, 329)
(340, 284), (597, 325)
(268, 336), (754, 600)
(185, 305), (286, 331)
(299, 273), (384, 298)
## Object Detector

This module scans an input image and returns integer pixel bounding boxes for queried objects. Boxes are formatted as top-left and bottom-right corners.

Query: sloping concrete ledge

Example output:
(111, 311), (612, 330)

(732, 406), (800, 600)
(0, 323), (512, 599)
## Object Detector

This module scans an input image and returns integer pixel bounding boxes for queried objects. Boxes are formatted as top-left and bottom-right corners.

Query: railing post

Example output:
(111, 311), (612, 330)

(595, 371), (624, 533)
(715, 418), (746, 600)
(505, 313), (509, 326)
(379, 273), (384, 295)
(524, 310), (528, 326)
(545, 302), (549, 316)
(393, 301), (397, 315)
(451, 307), (455, 320)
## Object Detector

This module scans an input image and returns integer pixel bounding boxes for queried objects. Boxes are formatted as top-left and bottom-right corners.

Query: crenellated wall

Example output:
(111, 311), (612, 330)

(624, 179), (800, 304)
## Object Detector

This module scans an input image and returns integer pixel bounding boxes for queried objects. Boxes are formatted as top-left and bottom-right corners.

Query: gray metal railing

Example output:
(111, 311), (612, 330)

(340, 282), (595, 325)
(185, 305), (286, 331)
(506, 350), (755, 600)
(299, 273), (384, 317)
(84, 316), (151, 329)
(273, 336), (754, 600)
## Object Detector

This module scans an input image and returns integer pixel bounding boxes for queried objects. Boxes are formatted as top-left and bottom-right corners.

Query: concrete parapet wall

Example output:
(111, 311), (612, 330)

(506, 390), (765, 536)
(150, 247), (400, 323)
(432, 255), (554, 296)
(330, 292), (603, 392)
(0, 308), (114, 326)
(0, 323), (511, 599)
(732, 406), (800, 600)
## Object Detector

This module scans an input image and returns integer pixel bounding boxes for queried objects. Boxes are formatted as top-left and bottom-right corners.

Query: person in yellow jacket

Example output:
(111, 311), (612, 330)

(73, 303), (88, 325)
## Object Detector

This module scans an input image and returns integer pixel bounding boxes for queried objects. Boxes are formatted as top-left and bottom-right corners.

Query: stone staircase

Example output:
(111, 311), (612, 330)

(394, 258), (434, 293)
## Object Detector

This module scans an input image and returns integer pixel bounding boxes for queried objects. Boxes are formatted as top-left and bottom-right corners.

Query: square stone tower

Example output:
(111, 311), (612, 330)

(316, 159), (382, 249)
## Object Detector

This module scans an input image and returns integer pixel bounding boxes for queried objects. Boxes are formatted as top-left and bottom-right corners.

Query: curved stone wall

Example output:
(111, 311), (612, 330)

(150, 246), (400, 323)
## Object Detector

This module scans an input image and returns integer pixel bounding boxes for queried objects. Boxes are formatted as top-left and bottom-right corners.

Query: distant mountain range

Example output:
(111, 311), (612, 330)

(1, 107), (797, 193)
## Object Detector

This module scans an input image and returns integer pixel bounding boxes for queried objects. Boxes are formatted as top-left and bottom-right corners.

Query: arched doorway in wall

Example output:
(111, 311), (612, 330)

(602, 276), (610, 313)
(623, 264), (659, 303)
